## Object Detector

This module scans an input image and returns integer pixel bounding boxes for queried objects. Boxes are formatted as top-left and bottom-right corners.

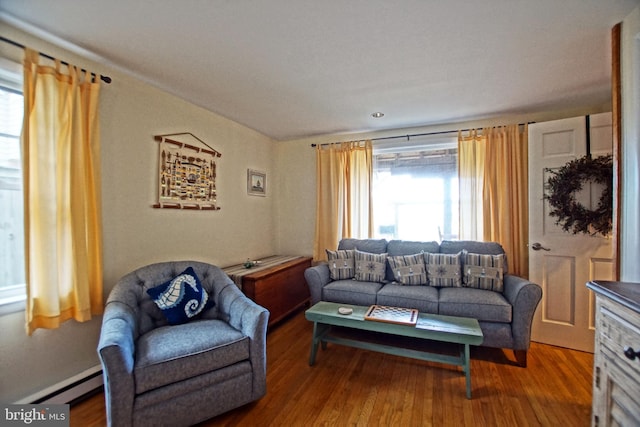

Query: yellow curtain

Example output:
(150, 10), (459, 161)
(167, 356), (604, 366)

(313, 141), (373, 261)
(458, 130), (486, 240)
(458, 125), (529, 278)
(483, 125), (529, 278)
(22, 48), (104, 335)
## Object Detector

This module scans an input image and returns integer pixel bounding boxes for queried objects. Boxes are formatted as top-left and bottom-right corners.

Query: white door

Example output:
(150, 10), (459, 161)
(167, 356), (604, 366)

(528, 113), (614, 353)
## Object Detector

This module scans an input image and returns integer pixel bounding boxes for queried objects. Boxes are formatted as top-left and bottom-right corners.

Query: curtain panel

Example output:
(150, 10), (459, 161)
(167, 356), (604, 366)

(313, 141), (373, 261)
(22, 48), (104, 335)
(458, 130), (486, 241)
(458, 125), (529, 278)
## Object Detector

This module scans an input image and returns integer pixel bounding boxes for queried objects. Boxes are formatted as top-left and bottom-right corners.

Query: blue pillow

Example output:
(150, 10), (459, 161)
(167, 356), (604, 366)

(147, 267), (213, 325)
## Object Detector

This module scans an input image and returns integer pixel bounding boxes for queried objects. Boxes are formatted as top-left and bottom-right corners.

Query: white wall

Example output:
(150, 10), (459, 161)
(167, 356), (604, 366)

(620, 6), (640, 281)
(0, 22), (278, 403)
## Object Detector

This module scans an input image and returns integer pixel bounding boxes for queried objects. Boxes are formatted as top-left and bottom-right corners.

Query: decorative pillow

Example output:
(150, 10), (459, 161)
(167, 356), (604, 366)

(354, 249), (388, 283)
(426, 252), (463, 287)
(464, 252), (505, 292)
(388, 252), (428, 285)
(326, 249), (355, 280)
(147, 267), (212, 325)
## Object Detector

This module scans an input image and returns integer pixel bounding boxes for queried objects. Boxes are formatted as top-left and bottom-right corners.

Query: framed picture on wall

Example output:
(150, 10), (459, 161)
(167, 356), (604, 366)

(247, 169), (266, 196)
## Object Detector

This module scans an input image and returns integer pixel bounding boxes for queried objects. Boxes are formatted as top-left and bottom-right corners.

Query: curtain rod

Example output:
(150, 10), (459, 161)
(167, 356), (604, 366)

(0, 36), (112, 84)
(310, 122), (532, 147)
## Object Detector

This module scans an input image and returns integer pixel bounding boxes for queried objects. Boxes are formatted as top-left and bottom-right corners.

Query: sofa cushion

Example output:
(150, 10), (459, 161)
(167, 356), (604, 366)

(440, 240), (508, 274)
(354, 250), (388, 283)
(146, 267), (212, 325)
(386, 240), (440, 281)
(338, 238), (388, 254)
(387, 240), (440, 256)
(425, 252), (463, 287)
(323, 279), (382, 306)
(134, 319), (249, 394)
(464, 252), (505, 292)
(438, 287), (512, 323)
(376, 283), (439, 314)
(326, 249), (355, 280)
(387, 253), (428, 285)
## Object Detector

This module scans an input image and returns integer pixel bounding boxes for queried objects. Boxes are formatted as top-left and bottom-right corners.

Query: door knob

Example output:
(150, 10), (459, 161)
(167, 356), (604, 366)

(624, 346), (640, 361)
(531, 242), (551, 251)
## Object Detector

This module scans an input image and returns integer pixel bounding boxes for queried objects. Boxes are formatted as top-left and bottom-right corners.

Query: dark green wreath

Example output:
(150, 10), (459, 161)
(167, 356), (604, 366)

(545, 154), (613, 236)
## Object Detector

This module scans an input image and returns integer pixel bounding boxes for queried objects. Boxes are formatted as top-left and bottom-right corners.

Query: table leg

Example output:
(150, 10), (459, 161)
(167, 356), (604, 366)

(463, 343), (472, 399)
(309, 322), (320, 366)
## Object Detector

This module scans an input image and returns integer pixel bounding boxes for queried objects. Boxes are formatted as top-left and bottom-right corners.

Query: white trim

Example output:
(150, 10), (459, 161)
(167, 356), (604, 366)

(14, 365), (103, 404)
(0, 294), (25, 316)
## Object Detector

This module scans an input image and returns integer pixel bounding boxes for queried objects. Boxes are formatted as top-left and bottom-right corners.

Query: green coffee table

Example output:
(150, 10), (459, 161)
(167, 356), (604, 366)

(305, 301), (484, 399)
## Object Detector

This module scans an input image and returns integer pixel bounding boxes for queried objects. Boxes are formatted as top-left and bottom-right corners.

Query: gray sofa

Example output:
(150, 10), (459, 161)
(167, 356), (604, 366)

(98, 261), (269, 427)
(304, 239), (542, 367)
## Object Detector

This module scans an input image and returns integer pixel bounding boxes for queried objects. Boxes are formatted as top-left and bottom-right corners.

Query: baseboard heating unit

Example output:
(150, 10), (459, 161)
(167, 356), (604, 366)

(15, 365), (103, 405)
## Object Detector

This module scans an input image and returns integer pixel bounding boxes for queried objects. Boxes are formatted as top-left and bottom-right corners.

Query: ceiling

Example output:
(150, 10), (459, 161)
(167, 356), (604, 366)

(0, 0), (637, 141)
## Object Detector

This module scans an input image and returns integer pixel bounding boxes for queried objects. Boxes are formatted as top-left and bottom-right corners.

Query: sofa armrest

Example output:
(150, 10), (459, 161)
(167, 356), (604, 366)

(503, 275), (543, 350)
(97, 301), (137, 427)
(217, 280), (269, 399)
(304, 263), (332, 305)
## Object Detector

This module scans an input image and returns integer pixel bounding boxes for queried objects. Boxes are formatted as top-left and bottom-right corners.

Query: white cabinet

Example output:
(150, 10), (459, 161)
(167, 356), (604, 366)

(587, 281), (640, 426)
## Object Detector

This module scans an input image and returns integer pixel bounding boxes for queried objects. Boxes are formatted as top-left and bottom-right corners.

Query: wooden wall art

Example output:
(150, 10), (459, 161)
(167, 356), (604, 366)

(153, 133), (222, 210)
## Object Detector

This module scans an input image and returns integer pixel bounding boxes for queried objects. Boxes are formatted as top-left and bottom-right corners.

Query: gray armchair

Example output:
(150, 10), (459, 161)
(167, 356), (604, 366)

(98, 261), (269, 427)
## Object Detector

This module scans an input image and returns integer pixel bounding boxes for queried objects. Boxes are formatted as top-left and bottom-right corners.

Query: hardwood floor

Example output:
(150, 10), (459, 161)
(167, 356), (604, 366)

(71, 310), (594, 426)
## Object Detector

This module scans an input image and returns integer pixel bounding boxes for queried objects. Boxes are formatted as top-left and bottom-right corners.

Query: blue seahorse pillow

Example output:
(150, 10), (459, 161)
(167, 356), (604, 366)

(147, 267), (213, 325)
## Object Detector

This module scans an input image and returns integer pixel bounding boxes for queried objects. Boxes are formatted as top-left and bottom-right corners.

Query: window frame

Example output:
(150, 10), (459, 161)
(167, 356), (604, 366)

(0, 56), (26, 315)
(372, 134), (459, 242)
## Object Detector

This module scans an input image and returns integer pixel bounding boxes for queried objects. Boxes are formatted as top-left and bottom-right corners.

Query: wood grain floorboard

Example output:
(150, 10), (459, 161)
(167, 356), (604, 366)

(71, 309), (594, 426)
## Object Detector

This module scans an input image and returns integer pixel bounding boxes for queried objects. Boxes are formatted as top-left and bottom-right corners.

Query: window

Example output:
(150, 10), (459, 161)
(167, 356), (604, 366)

(372, 135), (458, 242)
(0, 57), (25, 312)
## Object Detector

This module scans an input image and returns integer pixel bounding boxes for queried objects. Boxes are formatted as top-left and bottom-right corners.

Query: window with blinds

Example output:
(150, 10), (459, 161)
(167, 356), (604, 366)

(372, 135), (458, 242)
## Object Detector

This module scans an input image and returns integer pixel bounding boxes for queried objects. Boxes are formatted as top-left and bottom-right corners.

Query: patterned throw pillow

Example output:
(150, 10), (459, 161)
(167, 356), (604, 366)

(388, 252), (428, 285)
(464, 252), (505, 292)
(326, 249), (355, 280)
(354, 249), (388, 283)
(147, 267), (213, 325)
(426, 252), (463, 287)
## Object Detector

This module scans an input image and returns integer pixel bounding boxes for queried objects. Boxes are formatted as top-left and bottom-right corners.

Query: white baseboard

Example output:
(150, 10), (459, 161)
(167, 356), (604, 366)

(15, 365), (103, 404)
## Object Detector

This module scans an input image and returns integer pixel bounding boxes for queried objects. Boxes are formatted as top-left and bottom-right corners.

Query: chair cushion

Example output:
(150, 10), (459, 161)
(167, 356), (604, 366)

(134, 319), (249, 394)
(376, 283), (439, 314)
(146, 267), (213, 325)
(323, 279), (382, 306)
(438, 287), (512, 323)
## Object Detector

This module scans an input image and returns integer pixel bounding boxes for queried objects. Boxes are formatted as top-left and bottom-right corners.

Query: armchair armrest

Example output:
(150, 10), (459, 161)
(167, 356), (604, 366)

(304, 263), (331, 305)
(503, 275), (543, 350)
(217, 278), (269, 399)
(97, 301), (137, 427)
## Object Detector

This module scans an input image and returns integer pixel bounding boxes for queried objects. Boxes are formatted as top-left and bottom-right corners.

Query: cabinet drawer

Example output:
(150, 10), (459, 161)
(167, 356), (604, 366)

(598, 303), (640, 380)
